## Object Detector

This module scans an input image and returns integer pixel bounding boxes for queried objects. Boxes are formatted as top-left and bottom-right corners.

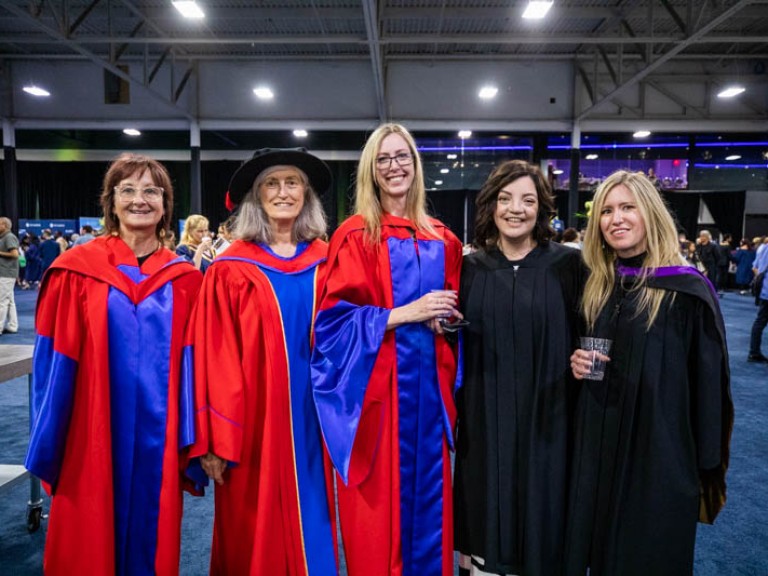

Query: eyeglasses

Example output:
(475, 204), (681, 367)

(261, 176), (304, 192)
(375, 152), (413, 170)
(114, 185), (164, 202)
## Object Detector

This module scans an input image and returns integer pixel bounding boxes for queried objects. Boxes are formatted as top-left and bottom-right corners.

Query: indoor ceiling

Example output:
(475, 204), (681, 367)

(0, 0), (766, 129)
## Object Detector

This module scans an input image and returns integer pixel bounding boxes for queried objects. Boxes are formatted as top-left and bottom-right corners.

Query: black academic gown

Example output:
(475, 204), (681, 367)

(563, 258), (733, 576)
(454, 242), (585, 576)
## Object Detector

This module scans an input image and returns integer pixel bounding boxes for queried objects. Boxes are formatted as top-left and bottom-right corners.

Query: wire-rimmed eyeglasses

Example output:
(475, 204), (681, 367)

(114, 185), (164, 202)
(375, 152), (413, 170)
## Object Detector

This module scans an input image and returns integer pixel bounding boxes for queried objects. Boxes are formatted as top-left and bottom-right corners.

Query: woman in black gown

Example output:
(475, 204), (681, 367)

(567, 170), (733, 576)
(454, 160), (585, 576)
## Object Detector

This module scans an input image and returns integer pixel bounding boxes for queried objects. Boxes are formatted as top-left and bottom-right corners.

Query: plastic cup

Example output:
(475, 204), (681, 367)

(580, 337), (613, 381)
(430, 289), (457, 318)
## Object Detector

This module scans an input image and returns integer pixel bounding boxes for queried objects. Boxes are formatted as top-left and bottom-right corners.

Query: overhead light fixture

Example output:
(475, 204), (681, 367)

(553, 169), (564, 175)
(293, 129), (308, 138)
(23, 85), (50, 97)
(253, 87), (274, 100)
(434, 180), (444, 186)
(447, 154), (458, 160)
(725, 154), (741, 161)
(172, 1), (205, 19)
(440, 168), (450, 174)
(123, 128), (141, 136)
(585, 154), (599, 160)
(633, 130), (651, 138)
(478, 86), (498, 100)
(717, 85), (745, 98)
(522, 1), (554, 19)
(458, 130), (472, 139)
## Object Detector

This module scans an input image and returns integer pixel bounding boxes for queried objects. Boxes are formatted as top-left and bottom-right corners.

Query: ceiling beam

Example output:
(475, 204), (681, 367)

(4, 34), (767, 46)
(0, 0), (194, 121)
(576, 0), (756, 122)
(362, 0), (386, 123)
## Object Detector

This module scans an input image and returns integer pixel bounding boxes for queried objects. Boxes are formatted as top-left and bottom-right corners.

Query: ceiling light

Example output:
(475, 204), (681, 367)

(458, 130), (472, 139)
(293, 129), (308, 138)
(447, 154), (458, 160)
(522, 1), (554, 19)
(478, 86), (498, 100)
(553, 169), (564, 175)
(434, 180), (444, 186)
(440, 168), (449, 174)
(172, 1), (205, 19)
(123, 128), (141, 136)
(717, 86), (745, 98)
(725, 155), (741, 161)
(585, 154), (599, 160)
(23, 85), (50, 97)
(633, 130), (651, 138)
(253, 87), (274, 100)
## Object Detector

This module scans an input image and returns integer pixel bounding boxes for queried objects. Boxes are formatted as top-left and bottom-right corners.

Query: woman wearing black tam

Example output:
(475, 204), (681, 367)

(187, 148), (338, 575)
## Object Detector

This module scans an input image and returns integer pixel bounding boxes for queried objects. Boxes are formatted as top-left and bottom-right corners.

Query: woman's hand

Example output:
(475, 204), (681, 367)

(387, 290), (458, 330)
(200, 452), (227, 485)
(570, 348), (610, 380)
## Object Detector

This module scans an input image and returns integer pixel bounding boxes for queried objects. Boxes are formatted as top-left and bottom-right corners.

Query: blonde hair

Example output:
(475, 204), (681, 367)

(354, 123), (434, 244)
(582, 170), (682, 331)
(180, 214), (209, 246)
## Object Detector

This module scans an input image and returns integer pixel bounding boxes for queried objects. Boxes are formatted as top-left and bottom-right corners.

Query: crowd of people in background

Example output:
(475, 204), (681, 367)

(2, 125), (766, 576)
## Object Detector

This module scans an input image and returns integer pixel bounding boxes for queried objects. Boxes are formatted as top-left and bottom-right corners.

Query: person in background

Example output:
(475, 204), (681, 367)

(54, 231), (68, 254)
(212, 214), (235, 255)
(311, 123), (463, 576)
(23, 232), (43, 289)
(567, 171), (733, 576)
(176, 214), (215, 272)
(25, 153), (202, 575)
(748, 240), (768, 363)
(732, 238), (756, 295)
(561, 226), (582, 249)
(39, 229), (61, 276)
(72, 225), (96, 246)
(696, 229), (719, 289)
(0, 216), (20, 335)
(716, 233), (732, 295)
(454, 160), (585, 576)
(189, 148), (337, 574)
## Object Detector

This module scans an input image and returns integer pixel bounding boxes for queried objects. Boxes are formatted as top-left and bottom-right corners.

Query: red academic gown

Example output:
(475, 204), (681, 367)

(311, 214), (463, 576)
(188, 239), (338, 576)
(25, 235), (202, 576)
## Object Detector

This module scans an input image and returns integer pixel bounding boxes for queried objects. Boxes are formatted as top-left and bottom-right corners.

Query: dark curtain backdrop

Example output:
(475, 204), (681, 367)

(427, 188), (473, 242)
(661, 191), (699, 238)
(701, 191), (746, 239)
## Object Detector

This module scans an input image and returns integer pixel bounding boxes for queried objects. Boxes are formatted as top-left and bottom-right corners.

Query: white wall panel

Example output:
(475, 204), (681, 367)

(387, 61), (574, 122)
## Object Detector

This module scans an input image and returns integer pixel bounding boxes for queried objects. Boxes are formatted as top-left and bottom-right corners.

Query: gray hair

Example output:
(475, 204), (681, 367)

(232, 166), (327, 244)
(0, 217), (11, 229)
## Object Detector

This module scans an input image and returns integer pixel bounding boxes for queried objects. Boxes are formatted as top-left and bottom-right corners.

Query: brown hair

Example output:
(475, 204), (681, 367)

(473, 159), (555, 250)
(99, 153), (174, 238)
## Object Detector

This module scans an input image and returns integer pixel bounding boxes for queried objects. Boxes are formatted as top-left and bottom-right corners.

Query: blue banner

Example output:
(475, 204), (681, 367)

(18, 219), (79, 237)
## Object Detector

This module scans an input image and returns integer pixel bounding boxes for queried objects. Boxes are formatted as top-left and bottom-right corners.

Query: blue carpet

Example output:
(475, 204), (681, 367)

(1, 288), (766, 575)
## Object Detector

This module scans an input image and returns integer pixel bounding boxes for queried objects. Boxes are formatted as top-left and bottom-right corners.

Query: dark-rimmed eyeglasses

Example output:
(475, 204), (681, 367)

(375, 153), (413, 170)
(114, 185), (164, 202)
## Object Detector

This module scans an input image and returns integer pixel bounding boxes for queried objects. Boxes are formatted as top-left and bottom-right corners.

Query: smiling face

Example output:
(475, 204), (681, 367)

(374, 133), (415, 207)
(113, 169), (164, 236)
(493, 175), (539, 247)
(599, 183), (648, 258)
(258, 167), (306, 228)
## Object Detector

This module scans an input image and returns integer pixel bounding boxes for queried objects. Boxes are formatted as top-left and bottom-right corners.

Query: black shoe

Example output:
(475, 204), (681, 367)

(747, 354), (768, 363)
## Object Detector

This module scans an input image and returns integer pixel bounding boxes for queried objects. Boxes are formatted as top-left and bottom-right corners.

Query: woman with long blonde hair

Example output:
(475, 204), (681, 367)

(176, 214), (214, 272)
(312, 123), (463, 576)
(566, 171), (733, 576)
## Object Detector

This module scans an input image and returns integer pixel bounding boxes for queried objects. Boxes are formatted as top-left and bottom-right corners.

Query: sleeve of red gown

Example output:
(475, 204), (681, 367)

(188, 269), (247, 470)
(25, 269), (84, 492)
(311, 231), (392, 485)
